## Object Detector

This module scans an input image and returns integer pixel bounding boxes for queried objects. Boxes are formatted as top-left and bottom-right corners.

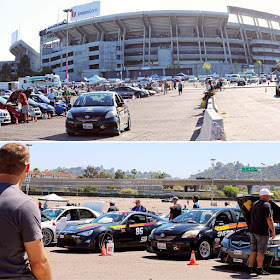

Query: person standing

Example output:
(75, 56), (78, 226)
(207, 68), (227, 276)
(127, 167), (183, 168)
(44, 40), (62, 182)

(0, 143), (52, 279)
(163, 81), (168, 95)
(178, 81), (183, 95)
(173, 80), (176, 89)
(19, 90), (29, 123)
(169, 197), (182, 221)
(193, 195), (200, 208)
(44, 201), (48, 210)
(48, 89), (55, 107)
(247, 188), (275, 276)
(132, 199), (147, 212)
(107, 200), (119, 212)
(205, 80), (215, 109)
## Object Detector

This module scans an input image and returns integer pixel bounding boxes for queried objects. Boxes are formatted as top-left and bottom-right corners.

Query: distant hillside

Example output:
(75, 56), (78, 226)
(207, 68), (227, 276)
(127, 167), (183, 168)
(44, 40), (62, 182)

(47, 166), (172, 179)
(190, 161), (280, 180)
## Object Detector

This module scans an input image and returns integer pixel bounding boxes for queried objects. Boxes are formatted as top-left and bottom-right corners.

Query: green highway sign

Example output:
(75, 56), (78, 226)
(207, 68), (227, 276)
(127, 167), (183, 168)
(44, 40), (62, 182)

(242, 167), (258, 172)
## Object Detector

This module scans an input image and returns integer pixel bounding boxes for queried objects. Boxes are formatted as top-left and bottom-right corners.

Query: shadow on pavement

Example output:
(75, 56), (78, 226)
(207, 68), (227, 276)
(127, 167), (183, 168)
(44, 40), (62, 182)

(39, 133), (115, 141)
(142, 255), (187, 262)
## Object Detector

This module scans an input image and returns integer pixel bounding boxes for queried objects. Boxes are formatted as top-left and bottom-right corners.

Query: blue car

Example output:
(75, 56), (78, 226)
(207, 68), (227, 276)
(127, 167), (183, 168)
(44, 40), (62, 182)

(28, 98), (55, 116)
(30, 94), (66, 115)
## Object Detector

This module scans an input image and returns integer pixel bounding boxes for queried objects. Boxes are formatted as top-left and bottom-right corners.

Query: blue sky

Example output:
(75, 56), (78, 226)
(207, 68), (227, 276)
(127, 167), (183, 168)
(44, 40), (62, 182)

(1, 0), (280, 61)
(0, 142), (279, 178)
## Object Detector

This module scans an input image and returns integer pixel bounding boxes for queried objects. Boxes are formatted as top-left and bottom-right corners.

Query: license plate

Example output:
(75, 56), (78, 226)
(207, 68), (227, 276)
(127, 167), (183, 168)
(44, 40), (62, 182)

(157, 242), (167, 250)
(234, 250), (242, 256)
(59, 235), (64, 239)
(233, 258), (243, 263)
(83, 123), (93, 129)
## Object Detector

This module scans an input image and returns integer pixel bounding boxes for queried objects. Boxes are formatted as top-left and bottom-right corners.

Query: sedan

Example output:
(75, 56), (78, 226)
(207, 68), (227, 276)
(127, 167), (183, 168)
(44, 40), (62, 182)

(66, 92), (131, 136)
(57, 211), (167, 252)
(112, 86), (149, 99)
(0, 108), (11, 124)
(28, 98), (55, 116)
(0, 96), (25, 123)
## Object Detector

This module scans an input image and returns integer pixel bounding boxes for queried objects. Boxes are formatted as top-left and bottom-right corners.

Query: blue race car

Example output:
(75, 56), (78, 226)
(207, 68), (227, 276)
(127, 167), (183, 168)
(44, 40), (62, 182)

(28, 98), (55, 116)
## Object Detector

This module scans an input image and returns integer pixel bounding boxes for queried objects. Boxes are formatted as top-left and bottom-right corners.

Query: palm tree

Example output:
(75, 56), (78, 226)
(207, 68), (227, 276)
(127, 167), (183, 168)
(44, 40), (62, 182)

(131, 169), (137, 179)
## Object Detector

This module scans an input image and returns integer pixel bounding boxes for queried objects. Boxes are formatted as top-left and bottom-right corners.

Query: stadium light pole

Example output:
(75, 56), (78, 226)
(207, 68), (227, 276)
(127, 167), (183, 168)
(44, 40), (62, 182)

(63, 8), (72, 83)
(211, 158), (216, 206)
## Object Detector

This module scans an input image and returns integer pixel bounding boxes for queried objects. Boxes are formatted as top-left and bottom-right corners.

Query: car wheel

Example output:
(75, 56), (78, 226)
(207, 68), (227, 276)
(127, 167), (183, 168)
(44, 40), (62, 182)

(197, 239), (212, 259)
(97, 232), (114, 252)
(42, 228), (53, 247)
(113, 119), (121, 136)
(136, 93), (141, 98)
(124, 117), (131, 131)
(67, 132), (76, 136)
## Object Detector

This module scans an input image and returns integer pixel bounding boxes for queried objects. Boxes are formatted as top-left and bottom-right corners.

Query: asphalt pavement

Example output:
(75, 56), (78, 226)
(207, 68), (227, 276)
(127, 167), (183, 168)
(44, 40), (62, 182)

(45, 247), (280, 280)
(0, 86), (204, 141)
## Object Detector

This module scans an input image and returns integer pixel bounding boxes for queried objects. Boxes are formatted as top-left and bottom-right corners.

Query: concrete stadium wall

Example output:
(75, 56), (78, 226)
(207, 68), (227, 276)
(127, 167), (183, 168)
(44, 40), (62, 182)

(196, 97), (226, 141)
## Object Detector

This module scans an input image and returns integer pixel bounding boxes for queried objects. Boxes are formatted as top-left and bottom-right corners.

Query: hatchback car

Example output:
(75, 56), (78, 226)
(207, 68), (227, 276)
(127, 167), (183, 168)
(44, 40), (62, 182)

(66, 92), (131, 136)
(112, 86), (149, 99)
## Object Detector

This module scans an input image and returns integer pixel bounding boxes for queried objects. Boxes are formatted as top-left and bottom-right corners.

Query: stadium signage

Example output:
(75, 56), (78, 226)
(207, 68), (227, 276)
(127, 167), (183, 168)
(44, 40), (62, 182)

(71, 1), (100, 22)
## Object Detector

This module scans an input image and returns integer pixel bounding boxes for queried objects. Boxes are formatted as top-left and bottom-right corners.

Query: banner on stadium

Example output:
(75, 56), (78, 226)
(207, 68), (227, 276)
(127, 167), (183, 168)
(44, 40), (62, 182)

(11, 30), (18, 45)
(70, 1), (100, 22)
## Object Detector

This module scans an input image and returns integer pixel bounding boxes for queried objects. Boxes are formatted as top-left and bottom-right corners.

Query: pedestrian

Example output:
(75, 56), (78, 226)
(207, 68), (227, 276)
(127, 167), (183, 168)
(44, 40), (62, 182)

(169, 197), (182, 221)
(193, 195), (200, 208)
(247, 188), (276, 276)
(38, 201), (42, 210)
(44, 86), (48, 96)
(44, 201), (48, 210)
(205, 80), (215, 109)
(18, 90), (29, 123)
(132, 199), (147, 212)
(163, 81), (168, 95)
(48, 88), (55, 107)
(187, 200), (189, 206)
(173, 80), (176, 89)
(225, 201), (230, 207)
(0, 143), (52, 279)
(178, 81), (183, 95)
(183, 204), (188, 211)
(107, 200), (119, 212)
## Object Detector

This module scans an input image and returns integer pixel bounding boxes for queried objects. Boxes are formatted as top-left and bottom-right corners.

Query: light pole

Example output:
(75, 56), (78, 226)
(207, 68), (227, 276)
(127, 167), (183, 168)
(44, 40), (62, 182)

(26, 144), (32, 151)
(63, 8), (72, 83)
(261, 163), (265, 181)
(211, 158), (216, 205)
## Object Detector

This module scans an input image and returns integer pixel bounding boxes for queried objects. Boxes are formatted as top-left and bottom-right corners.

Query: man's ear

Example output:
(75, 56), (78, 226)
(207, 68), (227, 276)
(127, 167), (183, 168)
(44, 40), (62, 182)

(26, 163), (30, 173)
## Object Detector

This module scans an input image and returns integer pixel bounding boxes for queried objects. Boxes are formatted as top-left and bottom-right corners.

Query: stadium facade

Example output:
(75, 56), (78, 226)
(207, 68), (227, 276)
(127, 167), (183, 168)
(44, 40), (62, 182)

(39, 6), (280, 80)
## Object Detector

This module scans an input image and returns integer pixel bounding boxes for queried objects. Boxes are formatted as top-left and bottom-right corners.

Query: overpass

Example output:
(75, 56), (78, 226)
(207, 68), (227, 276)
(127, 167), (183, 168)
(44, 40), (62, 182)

(28, 178), (280, 194)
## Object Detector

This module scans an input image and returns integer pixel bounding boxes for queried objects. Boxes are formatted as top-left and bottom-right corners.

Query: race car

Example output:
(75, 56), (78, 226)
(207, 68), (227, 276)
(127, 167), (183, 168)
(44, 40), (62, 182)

(220, 195), (280, 267)
(0, 108), (11, 124)
(57, 211), (167, 251)
(147, 207), (247, 259)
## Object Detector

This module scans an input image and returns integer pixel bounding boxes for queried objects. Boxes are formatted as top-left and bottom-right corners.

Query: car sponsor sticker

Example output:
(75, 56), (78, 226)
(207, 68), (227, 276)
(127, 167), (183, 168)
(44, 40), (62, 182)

(157, 242), (167, 250)
(233, 258), (243, 263)
(59, 234), (64, 239)
(217, 230), (234, 238)
(234, 250), (242, 256)
(140, 236), (148, 243)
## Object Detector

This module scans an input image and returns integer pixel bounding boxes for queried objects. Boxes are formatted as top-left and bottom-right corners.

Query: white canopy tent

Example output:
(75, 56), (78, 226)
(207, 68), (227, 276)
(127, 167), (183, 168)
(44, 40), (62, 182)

(38, 193), (69, 202)
(87, 75), (107, 84)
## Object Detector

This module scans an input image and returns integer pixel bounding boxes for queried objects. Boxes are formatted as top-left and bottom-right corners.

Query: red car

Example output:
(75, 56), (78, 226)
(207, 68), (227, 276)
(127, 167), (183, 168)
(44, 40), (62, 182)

(0, 96), (25, 123)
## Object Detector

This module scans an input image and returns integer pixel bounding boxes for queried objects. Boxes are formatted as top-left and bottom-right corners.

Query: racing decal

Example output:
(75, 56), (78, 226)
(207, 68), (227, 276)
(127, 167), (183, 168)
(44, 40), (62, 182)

(136, 227), (144, 235)
(76, 223), (99, 230)
(217, 230), (235, 238)
(129, 220), (156, 228)
(214, 222), (247, 232)
(110, 225), (126, 230)
(140, 236), (148, 243)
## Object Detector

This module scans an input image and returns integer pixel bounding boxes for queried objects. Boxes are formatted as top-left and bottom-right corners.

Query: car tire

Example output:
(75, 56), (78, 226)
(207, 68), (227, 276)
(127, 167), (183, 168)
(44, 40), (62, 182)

(42, 228), (53, 247)
(113, 119), (121, 136)
(124, 117), (131, 131)
(97, 232), (114, 252)
(197, 239), (212, 260)
(67, 132), (76, 136)
(136, 93), (141, 98)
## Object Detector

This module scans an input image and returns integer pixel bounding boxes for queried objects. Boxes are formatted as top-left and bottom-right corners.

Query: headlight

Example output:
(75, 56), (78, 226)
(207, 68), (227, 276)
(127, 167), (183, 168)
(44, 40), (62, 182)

(77, 230), (94, 237)
(105, 110), (117, 119)
(66, 111), (73, 118)
(0, 113), (3, 116)
(150, 228), (156, 236)
(181, 230), (199, 238)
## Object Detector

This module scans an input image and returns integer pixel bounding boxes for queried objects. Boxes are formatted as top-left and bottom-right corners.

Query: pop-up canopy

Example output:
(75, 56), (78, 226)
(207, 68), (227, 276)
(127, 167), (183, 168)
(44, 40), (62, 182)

(38, 193), (69, 202)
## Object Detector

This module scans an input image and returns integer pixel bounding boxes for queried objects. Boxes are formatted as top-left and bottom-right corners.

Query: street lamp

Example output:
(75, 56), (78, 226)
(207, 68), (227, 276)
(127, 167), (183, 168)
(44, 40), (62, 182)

(211, 158), (216, 205)
(26, 144), (32, 151)
(63, 8), (73, 83)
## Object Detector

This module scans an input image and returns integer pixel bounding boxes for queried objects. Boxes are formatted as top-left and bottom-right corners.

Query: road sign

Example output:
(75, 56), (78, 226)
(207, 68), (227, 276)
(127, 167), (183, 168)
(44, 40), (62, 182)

(242, 167), (258, 172)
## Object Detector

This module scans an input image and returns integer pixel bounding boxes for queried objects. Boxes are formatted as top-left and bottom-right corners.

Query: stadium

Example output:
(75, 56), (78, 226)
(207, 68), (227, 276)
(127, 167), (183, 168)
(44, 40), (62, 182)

(39, 6), (280, 80)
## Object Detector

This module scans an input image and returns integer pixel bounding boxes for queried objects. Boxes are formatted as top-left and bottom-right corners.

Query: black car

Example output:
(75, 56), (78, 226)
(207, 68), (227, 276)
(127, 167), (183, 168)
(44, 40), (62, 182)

(57, 211), (167, 251)
(112, 86), (149, 99)
(148, 207), (247, 259)
(66, 92), (131, 136)
(237, 78), (246, 86)
(276, 80), (280, 97)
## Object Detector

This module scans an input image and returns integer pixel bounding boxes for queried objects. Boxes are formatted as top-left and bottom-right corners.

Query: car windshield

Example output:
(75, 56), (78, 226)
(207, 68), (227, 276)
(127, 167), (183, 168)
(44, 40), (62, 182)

(42, 208), (64, 220)
(172, 209), (216, 224)
(28, 98), (35, 105)
(0, 97), (7, 104)
(94, 212), (128, 224)
(74, 93), (113, 107)
(38, 95), (50, 103)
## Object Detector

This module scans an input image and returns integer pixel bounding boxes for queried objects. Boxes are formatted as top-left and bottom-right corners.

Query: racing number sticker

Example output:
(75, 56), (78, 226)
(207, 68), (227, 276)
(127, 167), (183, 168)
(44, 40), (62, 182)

(136, 227), (144, 235)
(217, 229), (234, 238)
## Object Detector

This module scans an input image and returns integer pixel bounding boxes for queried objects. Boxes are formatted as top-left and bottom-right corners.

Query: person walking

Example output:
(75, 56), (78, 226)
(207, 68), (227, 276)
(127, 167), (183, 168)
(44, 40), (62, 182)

(247, 188), (276, 276)
(48, 88), (55, 107)
(178, 81), (183, 95)
(0, 143), (52, 279)
(193, 195), (200, 208)
(19, 90), (29, 123)
(163, 81), (168, 95)
(169, 197), (182, 221)
(107, 200), (119, 212)
(173, 80), (176, 89)
(132, 199), (147, 212)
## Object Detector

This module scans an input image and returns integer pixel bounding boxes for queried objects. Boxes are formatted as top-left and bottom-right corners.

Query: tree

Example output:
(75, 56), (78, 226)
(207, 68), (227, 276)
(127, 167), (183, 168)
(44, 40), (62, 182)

(254, 60), (262, 75)
(151, 171), (168, 179)
(131, 169), (137, 179)
(17, 54), (31, 77)
(115, 169), (125, 179)
(33, 168), (40, 172)
(99, 172), (113, 179)
(223, 185), (239, 198)
(84, 165), (99, 178)
(276, 60), (280, 70)
(202, 62), (211, 73)
(0, 63), (12, 81)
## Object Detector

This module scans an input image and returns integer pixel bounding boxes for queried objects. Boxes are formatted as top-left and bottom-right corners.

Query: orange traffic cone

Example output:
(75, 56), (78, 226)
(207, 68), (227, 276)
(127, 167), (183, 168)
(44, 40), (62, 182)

(187, 250), (199, 265)
(63, 111), (66, 117)
(48, 113), (51, 119)
(265, 87), (267, 93)
(15, 117), (19, 125)
(99, 244), (108, 256)
(35, 115), (38, 122)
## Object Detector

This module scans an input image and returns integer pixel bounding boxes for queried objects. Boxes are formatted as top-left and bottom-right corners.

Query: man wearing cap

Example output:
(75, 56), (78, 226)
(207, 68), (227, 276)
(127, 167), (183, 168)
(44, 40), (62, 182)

(247, 188), (276, 276)
(107, 200), (119, 212)
(132, 199), (147, 212)
(169, 197), (182, 221)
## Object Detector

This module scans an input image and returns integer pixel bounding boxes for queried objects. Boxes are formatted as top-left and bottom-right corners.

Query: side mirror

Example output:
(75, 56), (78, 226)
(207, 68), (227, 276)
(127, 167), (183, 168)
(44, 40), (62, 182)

(118, 102), (125, 107)
(60, 217), (67, 222)
(127, 219), (135, 225)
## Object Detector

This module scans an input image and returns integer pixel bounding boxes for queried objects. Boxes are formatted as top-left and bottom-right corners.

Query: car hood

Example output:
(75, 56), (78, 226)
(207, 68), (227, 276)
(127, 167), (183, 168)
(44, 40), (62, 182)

(236, 196), (280, 226)
(61, 222), (115, 234)
(70, 106), (113, 117)
(154, 222), (204, 235)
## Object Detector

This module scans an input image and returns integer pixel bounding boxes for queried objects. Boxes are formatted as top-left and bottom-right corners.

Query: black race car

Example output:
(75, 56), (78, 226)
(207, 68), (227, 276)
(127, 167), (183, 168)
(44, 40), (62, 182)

(220, 195), (280, 267)
(66, 92), (131, 136)
(148, 207), (247, 259)
(112, 86), (149, 99)
(57, 211), (167, 251)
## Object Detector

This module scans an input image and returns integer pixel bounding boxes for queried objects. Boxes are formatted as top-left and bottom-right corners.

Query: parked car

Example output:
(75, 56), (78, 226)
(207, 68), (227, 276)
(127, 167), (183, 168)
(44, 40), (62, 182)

(259, 76), (267, 83)
(237, 78), (246, 86)
(0, 96), (25, 123)
(28, 98), (55, 116)
(112, 86), (149, 99)
(0, 108), (11, 124)
(248, 76), (259, 84)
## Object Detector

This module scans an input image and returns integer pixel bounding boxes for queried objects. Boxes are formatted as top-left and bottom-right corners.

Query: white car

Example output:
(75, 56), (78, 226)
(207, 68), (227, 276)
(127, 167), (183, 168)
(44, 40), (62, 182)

(41, 206), (101, 246)
(0, 109), (11, 124)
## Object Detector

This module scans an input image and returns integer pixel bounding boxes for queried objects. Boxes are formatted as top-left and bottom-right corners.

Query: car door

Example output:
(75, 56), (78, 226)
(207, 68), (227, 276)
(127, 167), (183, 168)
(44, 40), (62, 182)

(213, 210), (236, 240)
(55, 209), (80, 235)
